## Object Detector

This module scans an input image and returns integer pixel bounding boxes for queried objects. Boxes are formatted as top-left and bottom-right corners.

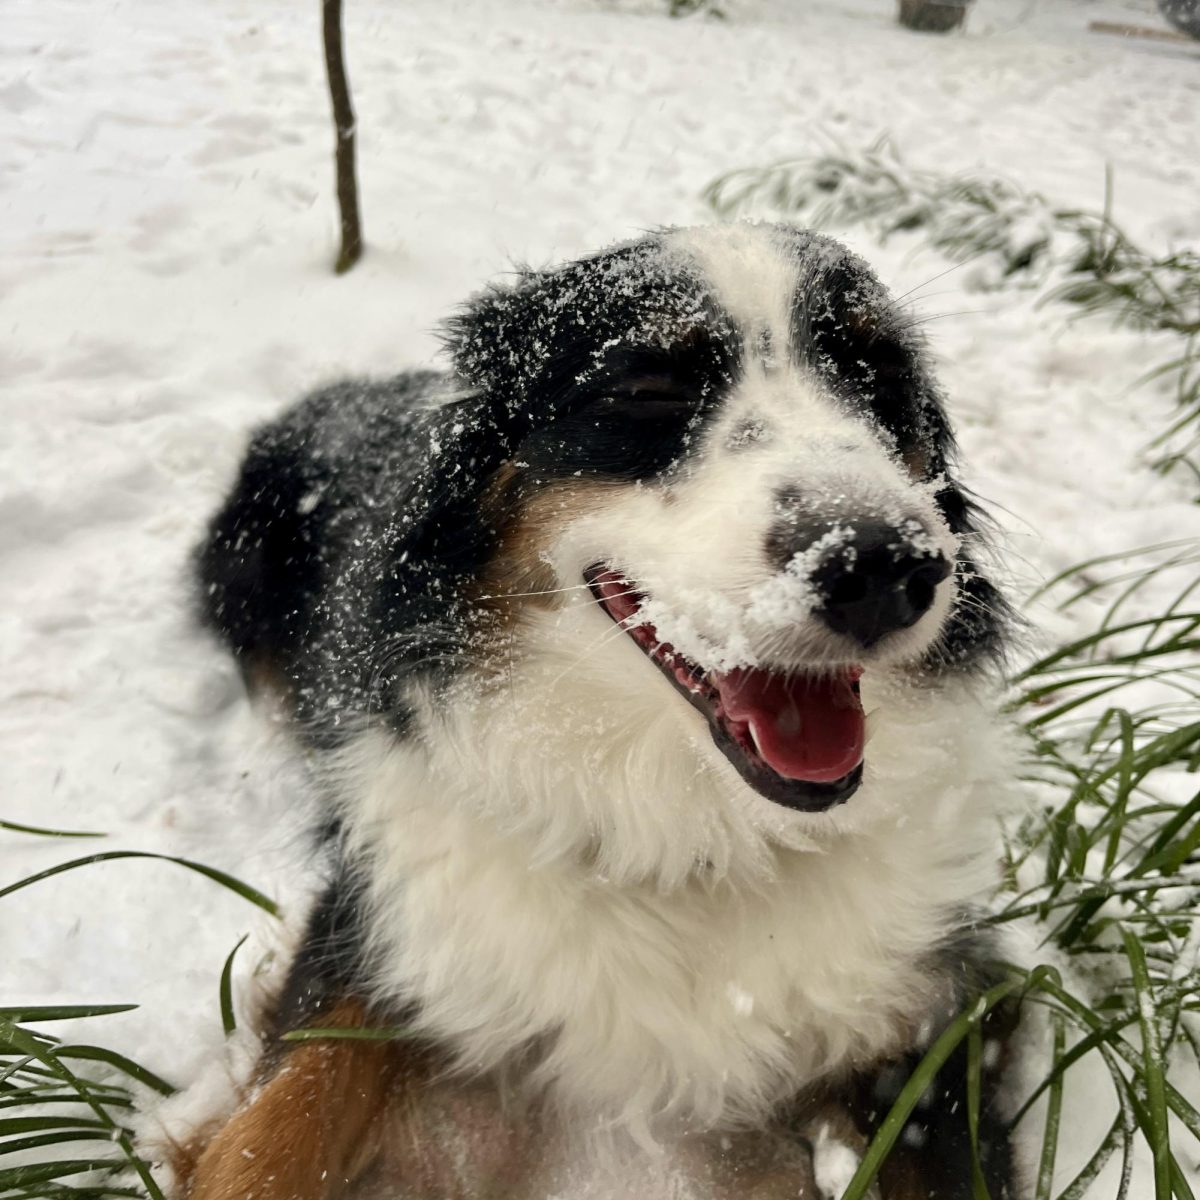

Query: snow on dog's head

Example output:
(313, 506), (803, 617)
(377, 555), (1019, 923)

(342, 223), (1009, 886)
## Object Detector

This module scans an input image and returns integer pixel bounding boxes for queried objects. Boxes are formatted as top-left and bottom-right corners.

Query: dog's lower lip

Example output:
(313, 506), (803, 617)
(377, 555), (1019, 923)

(584, 565), (865, 812)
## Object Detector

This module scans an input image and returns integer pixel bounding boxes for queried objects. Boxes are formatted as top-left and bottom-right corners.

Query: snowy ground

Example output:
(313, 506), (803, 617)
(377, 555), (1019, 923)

(2, 0), (1199, 1194)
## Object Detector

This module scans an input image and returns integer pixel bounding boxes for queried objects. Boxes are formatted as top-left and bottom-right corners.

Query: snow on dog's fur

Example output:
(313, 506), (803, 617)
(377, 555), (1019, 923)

(182, 223), (1020, 1199)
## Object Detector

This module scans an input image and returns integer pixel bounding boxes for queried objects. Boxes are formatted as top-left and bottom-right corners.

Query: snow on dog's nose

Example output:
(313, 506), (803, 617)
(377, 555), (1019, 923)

(767, 477), (954, 654)
(811, 521), (951, 649)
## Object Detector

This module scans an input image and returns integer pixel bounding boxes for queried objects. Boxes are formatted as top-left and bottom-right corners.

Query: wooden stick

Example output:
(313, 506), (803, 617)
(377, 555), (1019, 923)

(322, 0), (363, 274)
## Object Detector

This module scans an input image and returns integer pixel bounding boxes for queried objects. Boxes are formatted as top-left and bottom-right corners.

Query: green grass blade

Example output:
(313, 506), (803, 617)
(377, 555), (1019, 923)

(966, 1022), (992, 1200)
(1035, 1012), (1066, 1200)
(0, 1116), (117, 1135)
(0, 851), (279, 916)
(7, 1186), (143, 1200)
(840, 979), (1023, 1200)
(1122, 930), (1172, 1199)
(0, 1056), (36, 1087)
(0, 1007), (137, 1024)
(1054, 1114), (1122, 1200)
(1032, 978), (1200, 1141)
(0, 1129), (122, 1155)
(0, 1093), (133, 1112)
(56, 1047), (174, 1097)
(0, 819), (106, 839)
(0, 1159), (121, 1189)
(219, 935), (248, 1037)
(0, 1020), (165, 1200)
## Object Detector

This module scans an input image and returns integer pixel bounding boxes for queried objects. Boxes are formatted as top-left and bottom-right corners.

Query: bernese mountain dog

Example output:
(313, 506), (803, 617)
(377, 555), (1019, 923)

(179, 223), (1019, 1199)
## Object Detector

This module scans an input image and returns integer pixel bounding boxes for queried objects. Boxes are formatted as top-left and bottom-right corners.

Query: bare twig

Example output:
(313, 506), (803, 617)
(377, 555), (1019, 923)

(322, 0), (363, 274)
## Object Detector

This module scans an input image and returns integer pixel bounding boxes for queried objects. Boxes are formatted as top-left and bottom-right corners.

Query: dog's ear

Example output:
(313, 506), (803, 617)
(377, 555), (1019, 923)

(355, 293), (549, 702)
(440, 270), (556, 413)
(440, 241), (697, 411)
(402, 272), (559, 567)
(355, 392), (517, 712)
(930, 480), (1014, 669)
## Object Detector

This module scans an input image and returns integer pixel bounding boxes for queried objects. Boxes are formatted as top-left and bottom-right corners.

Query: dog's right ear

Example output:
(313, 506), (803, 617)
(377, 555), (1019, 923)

(440, 269), (556, 413)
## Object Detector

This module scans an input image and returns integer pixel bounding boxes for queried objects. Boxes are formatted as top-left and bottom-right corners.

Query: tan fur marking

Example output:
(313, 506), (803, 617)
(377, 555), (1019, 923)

(180, 1001), (402, 1200)
(355, 1082), (536, 1199)
(901, 445), (930, 480)
(473, 470), (627, 627)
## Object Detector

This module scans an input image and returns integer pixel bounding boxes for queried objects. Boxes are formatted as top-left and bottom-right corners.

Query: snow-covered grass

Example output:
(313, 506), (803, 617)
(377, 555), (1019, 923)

(706, 138), (1200, 487)
(2, 0), (1199, 1195)
(993, 546), (1200, 1199)
(0, 844), (274, 1199)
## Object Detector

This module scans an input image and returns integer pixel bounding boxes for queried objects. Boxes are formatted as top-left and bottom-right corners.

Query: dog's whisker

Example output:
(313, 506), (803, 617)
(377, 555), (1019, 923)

(478, 583), (643, 603)
(539, 612), (648, 694)
(895, 309), (991, 332)
(890, 255), (977, 305)
(478, 581), (598, 601)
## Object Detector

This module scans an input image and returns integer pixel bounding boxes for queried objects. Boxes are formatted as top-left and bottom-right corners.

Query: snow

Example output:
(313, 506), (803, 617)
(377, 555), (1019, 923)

(811, 1122), (862, 1199)
(2, 0), (1199, 1194)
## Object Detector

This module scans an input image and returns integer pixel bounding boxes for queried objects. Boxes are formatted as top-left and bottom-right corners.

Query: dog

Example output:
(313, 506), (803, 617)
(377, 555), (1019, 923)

(179, 223), (1020, 1199)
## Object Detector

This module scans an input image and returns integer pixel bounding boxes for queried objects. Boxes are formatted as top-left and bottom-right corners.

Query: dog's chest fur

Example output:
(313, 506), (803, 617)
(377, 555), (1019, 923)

(331, 671), (1004, 1142)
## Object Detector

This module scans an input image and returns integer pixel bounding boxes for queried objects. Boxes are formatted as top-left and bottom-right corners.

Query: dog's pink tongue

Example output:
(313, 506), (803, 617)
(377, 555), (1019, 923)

(715, 668), (865, 783)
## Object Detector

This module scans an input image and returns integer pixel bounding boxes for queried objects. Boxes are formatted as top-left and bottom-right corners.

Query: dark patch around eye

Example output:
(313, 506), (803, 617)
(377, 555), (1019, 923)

(790, 254), (951, 473)
(518, 331), (738, 482)
(444, 237), (745, 485)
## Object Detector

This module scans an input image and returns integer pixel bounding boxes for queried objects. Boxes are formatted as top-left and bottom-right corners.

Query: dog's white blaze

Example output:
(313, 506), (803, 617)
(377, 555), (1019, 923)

(668, 224), (799, 357)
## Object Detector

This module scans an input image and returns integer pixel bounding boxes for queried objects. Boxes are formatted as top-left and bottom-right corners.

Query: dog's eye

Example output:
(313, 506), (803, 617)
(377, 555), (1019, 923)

(586, 387), (697, 420)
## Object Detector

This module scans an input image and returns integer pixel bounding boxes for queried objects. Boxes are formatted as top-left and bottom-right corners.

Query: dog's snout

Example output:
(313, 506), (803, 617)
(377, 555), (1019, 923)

(812, 522), (951, 649)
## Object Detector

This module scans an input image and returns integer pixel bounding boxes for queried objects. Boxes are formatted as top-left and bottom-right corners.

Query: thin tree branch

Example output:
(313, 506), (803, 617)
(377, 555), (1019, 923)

(322, 0), (363, 274)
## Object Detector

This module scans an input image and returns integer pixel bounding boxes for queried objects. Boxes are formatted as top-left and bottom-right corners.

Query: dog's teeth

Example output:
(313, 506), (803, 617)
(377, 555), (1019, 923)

(747, 723), (763, 757)
(863, 709), (879, 745)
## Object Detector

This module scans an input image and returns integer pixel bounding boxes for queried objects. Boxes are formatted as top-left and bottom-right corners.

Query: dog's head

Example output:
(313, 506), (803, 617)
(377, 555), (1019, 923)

(364, 224), (1008, 876)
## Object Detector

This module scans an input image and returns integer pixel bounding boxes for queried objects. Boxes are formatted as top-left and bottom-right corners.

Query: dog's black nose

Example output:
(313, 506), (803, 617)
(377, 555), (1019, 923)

(813, 522), (951, 649)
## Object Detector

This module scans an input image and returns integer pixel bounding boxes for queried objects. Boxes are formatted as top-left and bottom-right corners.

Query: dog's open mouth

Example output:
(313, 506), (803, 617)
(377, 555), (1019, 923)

(586, 567), (865, 811)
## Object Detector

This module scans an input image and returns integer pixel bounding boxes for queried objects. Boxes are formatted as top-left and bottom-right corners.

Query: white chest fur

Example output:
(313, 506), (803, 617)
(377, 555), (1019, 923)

(330, 667), (1009, 1142)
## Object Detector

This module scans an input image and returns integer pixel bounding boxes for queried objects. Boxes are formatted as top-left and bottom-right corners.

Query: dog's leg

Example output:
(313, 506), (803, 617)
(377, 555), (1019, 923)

(795, 1101), (883, 1200)
(179, 999), (399, 1200)
(793, 993), (1020, 1200)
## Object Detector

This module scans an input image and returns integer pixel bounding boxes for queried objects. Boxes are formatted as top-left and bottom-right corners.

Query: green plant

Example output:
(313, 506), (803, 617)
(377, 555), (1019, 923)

(0, 1006), (171, 1200)
(1002, 543), (1199, 1198)
(0, 825), (277, 1199)
(848, 542), (1200, 1199)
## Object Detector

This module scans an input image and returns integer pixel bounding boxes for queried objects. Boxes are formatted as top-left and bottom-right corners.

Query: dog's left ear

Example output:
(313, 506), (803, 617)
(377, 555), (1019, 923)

(360, 278), (559, 651)
(385, 273), (551, 577)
